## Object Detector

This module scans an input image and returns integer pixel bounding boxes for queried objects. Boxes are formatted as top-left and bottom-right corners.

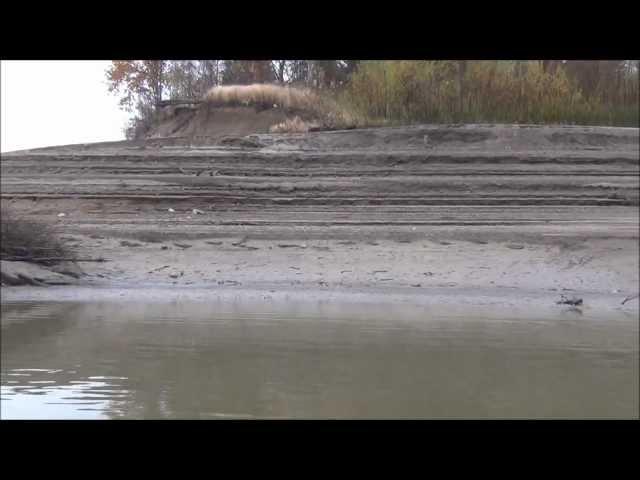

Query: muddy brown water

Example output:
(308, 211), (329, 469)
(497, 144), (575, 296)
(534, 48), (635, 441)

(1, 297), (638, 419)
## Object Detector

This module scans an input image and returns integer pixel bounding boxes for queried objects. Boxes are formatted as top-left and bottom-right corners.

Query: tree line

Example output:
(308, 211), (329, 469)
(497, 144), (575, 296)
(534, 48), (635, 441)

(106, 60), (639, 138)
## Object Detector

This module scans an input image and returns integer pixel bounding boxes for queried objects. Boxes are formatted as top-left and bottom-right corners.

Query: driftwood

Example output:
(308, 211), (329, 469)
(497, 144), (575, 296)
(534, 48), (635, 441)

(621, 294), (639, 305)
(156, 99), (202, 108)
(2, 256), (106, 262)
(1, 271), (47, 286)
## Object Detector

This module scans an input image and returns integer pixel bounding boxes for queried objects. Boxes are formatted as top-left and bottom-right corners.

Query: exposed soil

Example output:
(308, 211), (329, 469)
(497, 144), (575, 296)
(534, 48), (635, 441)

(2, 123), (638, 310)
(147, 105), (289, 139)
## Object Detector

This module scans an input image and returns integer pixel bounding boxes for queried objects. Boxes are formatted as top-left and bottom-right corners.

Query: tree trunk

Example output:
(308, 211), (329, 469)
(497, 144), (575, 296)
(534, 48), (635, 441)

(458, 61), (467, 121)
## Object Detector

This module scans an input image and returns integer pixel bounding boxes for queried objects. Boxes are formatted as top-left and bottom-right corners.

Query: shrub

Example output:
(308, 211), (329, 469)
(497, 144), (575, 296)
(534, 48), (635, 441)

(0, 208), (72, 266)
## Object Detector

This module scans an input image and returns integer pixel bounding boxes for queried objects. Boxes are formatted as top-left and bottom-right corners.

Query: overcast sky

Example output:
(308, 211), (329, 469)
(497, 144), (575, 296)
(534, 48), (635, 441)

(1, 61), (131, 153)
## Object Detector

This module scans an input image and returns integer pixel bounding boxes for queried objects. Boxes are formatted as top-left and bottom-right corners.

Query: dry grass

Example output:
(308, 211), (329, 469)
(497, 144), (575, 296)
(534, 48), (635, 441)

(204, 84), (319, 112)
(1, 208), (71, 266)
(269, 116), (319, 133)
(204, 84), (361, 132)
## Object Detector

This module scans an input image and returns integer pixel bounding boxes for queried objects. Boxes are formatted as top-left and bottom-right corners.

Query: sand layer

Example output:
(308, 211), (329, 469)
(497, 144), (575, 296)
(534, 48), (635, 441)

(2, 124), (638, 310)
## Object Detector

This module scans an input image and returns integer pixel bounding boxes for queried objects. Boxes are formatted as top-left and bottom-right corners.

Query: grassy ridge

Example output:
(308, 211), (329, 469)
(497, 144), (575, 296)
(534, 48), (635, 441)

(203, 84), (357, 132)
(161, 63), (638, 134)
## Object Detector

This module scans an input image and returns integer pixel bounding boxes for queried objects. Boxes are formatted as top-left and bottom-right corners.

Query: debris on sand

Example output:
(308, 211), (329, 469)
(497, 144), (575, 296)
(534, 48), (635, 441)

(278, 244), (307, 249)
(231, 238), (248, 247)
(621, 294), (639, 305)
(219, 136), (264, 149)
(174, 243), (192, 249)
(557, 294), (583, 306)
(192, 209), (205, 215)
(120, 240), (142, 247)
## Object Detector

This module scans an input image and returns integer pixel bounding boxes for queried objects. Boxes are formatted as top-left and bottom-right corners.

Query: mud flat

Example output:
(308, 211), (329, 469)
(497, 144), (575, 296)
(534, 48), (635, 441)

(1, 124), (638, 311)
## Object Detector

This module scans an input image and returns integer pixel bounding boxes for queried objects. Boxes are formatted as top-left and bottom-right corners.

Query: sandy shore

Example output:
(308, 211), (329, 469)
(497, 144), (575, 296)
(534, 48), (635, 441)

(2, 124), (638, 311)
(2, 229), (638, 314)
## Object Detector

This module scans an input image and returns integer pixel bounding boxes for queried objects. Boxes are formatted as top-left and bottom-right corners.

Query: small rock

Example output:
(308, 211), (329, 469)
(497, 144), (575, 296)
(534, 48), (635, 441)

(57, 213), (66, 217)
(192, 209), (204, 215)
(168, 208), (175, 213)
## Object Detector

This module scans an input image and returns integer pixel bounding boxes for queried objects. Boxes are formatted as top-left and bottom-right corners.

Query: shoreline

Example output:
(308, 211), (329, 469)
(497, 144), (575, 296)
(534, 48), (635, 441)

(3, 281), (638, 318)
(2, 228), (638, 315)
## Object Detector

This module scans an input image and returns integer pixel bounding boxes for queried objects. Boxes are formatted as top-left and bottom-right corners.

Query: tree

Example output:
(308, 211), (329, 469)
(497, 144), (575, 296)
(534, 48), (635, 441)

(272, 60), (288, 83)
(106, 60), (168, 110)
(458, 61), (467, 119)
(221, 60), (275, 85)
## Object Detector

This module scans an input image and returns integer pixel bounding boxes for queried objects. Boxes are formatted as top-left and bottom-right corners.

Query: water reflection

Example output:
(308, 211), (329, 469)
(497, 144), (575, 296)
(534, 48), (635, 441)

(1, 299), (638, 419)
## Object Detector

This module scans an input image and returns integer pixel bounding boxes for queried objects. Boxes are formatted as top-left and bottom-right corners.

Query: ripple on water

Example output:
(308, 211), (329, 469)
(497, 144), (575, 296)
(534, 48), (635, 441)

(1, 298), (638, 419)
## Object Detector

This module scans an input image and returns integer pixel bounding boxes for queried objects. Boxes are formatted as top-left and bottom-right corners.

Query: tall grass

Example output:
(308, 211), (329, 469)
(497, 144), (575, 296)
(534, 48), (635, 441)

(340, 61), (639, 127)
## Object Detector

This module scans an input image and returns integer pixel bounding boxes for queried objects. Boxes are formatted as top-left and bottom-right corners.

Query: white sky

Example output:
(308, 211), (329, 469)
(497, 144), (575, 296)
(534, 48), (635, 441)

(1, 61), (131, 153)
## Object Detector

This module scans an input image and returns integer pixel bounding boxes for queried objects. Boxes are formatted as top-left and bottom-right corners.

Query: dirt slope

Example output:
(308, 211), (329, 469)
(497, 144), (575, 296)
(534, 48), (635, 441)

(146, 105), (289, 139)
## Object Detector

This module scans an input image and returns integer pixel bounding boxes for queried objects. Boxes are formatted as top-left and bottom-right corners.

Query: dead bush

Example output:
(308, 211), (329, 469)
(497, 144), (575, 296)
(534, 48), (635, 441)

(1, 208), (72, 266)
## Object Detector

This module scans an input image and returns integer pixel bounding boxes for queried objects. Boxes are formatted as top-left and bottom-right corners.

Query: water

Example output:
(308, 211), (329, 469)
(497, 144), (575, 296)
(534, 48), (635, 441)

(1, 298), (638, 419)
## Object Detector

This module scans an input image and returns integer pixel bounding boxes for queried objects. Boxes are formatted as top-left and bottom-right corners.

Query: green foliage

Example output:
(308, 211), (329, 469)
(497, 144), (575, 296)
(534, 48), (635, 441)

(107, 60), (639, 139)
(341, 61), (639, 127)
